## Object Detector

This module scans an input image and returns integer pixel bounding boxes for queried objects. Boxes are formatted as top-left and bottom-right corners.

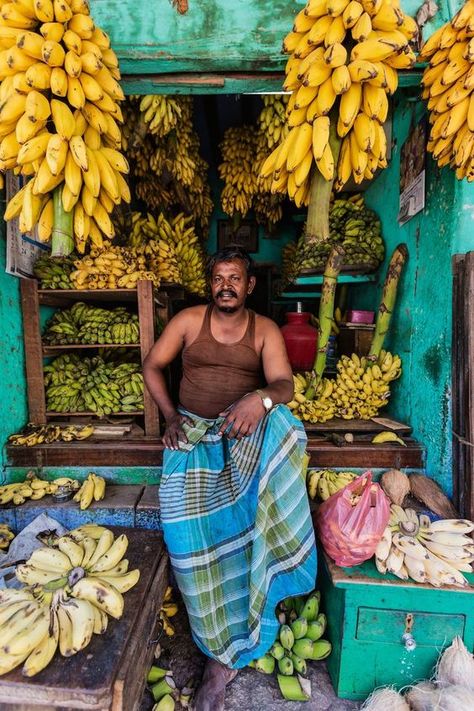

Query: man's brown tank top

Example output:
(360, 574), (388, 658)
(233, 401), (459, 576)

(179, 304), (264, 418)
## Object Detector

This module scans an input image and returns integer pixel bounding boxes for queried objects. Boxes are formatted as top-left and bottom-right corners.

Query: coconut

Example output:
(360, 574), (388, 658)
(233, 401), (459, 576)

(406, 682), (474, 711)
(380, 469), (410, 506)
(409, 474), (459, 518)
(361, 687), (410, 710)
(436, 636), (474, 690)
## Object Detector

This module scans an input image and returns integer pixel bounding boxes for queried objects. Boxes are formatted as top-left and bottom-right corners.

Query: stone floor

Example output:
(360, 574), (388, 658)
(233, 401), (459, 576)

(140, 597), (361, 711)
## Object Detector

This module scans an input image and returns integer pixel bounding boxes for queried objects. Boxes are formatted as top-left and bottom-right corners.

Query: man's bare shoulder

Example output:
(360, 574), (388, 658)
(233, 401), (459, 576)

(254, 312), (280, 334)
(170, 304), (207, 323)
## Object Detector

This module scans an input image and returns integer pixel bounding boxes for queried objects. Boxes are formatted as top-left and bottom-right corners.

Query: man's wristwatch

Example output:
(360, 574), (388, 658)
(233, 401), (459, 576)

(256, 389), (273, 412)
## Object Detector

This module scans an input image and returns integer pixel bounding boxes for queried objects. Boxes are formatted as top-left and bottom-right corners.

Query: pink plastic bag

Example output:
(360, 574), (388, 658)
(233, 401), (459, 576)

(315, 472), (390, 567)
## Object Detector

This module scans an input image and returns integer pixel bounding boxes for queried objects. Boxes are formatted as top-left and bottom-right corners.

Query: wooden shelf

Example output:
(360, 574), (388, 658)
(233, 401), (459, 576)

(21, 279), (162, 437)
(43, 344), (141, 354)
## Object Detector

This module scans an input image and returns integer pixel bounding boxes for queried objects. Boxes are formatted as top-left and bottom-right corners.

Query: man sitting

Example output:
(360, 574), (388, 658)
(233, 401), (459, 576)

(143, 246), (317, 711)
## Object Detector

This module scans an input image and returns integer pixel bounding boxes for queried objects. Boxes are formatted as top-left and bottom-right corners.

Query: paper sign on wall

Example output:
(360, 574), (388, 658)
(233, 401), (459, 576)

(398, 117), (427, 225)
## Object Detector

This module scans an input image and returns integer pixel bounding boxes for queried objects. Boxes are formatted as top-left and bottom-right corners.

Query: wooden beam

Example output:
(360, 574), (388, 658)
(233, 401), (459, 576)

(20, 278), (46, 424)
(138, 280), (160, 437)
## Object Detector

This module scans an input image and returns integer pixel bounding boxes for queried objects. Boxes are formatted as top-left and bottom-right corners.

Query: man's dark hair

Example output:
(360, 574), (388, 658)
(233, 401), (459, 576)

(206, 245), (255, 280)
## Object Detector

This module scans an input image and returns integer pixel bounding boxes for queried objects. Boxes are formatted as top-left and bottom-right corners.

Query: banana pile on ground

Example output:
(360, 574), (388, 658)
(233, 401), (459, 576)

(0, 524), (139, 676)
(73, 472), (105, 509)
(44, 353), (144, 414)
(33, 253), (74, 288)
(69, 242), (159, 289)
(307, 468), (357, 499)
(8, 422), (94, 446)
(250, 591), (331, 701)
(43, 301), (140, 345)
(420, 2), (474, 179)
(287, 372), (337, 423)
(260, 0), (417, 200)
(0, 0), (130, 251)
(375, 504), (474, 588)
(122, 96), (213, 231)
(281, 194), (384, 283)
(219, 126), (259, 217)
(0, 524), (14, 550)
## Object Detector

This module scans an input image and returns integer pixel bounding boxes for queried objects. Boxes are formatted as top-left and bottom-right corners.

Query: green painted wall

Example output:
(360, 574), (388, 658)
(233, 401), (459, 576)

(354, 93), (457, 493)
(0, 203), (27, 467)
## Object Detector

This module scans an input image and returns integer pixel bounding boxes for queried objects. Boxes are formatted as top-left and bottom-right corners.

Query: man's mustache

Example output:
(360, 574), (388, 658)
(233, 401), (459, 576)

(216, 290), (237, 299)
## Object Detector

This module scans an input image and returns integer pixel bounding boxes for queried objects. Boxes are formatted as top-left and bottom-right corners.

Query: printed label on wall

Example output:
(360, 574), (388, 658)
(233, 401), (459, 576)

(398, 118), (427, 225)
(5, 172), (48, 278)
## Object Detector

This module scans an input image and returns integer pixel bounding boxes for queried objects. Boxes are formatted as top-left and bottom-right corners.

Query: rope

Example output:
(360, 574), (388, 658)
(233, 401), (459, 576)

(453, 431), (474, 448)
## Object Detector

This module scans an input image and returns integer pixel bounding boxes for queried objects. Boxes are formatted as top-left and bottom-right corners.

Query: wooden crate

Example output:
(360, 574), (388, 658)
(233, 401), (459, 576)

(20, 279), (162, 437)
(0, 528), (168, 710)
(318, 552), (474, 700)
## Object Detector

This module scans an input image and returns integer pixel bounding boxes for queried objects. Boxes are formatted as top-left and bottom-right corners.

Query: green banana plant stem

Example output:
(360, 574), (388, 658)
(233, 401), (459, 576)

(305, 244), (345, 399)
(367, 243), (409, 363)
(305, 118), (342, 244)
(51, 185), (74, 257)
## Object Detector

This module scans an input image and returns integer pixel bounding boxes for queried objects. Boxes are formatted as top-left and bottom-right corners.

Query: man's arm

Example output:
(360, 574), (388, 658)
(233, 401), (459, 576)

(218, 320), (294, 440)
(143, 310), (191, 449)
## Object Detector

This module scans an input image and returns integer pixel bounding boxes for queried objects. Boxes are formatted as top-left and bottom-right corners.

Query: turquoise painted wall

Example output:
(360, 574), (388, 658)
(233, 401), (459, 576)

(0, 203), (27, 467)
(355, 93), (459, 493)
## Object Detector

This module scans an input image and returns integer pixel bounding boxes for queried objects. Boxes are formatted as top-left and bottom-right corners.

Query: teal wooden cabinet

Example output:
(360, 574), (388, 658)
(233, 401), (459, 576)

(318, 553), (474, 700)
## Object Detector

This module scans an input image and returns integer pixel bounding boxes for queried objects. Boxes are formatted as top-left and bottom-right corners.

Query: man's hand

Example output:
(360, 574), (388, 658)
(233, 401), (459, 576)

(163, 413), (193, 450)
(218, 392), (266, 440)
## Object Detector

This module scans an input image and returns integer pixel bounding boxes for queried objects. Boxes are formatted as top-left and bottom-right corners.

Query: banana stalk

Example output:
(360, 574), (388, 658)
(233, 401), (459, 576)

(305, 119), (341, 244)
(367, 243), (408, 363)
(305, 245), (345, 399)
(51, 186), (74, 257)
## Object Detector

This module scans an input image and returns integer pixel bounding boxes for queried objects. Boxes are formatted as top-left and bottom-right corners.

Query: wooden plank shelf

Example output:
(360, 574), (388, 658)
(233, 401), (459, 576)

(43, 344), (141, 356)
(38, 287), (164, 306)
(5, 435), (425, 469)
(46, 411), (144, 417)
(303, 417), (412, 435)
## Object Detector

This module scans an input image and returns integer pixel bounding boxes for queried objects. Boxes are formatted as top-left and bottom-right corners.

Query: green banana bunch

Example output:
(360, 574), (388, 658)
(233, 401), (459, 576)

(281, 194), (384, 287)
(250, 589), (331, 700)
(44, 353), (144, 415)
(44, 303), (140, 346)
(33, 255), (75, 290)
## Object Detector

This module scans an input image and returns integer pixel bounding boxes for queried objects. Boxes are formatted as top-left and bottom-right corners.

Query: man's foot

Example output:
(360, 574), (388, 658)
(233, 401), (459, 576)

(193, 658), (238, 711)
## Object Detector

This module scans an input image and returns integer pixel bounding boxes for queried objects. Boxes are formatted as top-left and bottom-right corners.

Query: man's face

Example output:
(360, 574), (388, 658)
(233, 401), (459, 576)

(210, 259), (255, 313)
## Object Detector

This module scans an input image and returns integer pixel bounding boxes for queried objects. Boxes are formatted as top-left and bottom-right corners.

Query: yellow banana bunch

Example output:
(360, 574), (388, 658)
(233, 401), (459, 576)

(332, 350), (402, 419)
(420, 1), (474, 179)
(69, 241), (160, 290)
(219, 125), (259, 217)
(0, 523), (14, 549)
(0, 472), (61, 505)
(258, 94), (290, 149)
(137, 94), (183, 137)
(0, 0), (129, 252)
(73, 472), (106, 509)
(375, 505), (474, 587)
(8, 423), (93, 446)
(307, 468), (357, 500)
(0, 526), (140, 677)
(287, 375), (337, 423)
(260, 0), (417, 200)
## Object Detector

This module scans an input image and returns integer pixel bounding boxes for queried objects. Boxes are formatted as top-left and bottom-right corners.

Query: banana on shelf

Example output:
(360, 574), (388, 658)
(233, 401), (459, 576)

(0, 472), (64, 506)
(0, 525), (139, 677)
(307, 468), (357, 500)
(375, 505), (474, 588)
(287, 350), (402, 424)
(8, 423), (94, 446)
(281, 194), (384, 285)
(0, 524), (15, 550)
(371, 430), (406, 446)
(33, 254), (75, 289)
(44, 352), (144, 414)
(420, 1), (474, 180)
(44, 301), (140, 345)
(260, 0), (418, 203)
(69, 242), (159, 290)
(0, 0), (130, 253)
(73, 472), (106, 510)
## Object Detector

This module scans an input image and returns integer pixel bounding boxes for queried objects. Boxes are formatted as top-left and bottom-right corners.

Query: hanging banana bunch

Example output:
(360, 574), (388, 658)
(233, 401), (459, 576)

(260, 0), (418, 210)
(258, 94), (290, 149)
(219, 125), (259, 217)
(420, 0), (474, 179)
(0, 0), (130, 254)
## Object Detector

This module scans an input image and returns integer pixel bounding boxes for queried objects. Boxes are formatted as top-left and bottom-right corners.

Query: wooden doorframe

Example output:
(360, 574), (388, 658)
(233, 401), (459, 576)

(452, 253), (474, 519)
